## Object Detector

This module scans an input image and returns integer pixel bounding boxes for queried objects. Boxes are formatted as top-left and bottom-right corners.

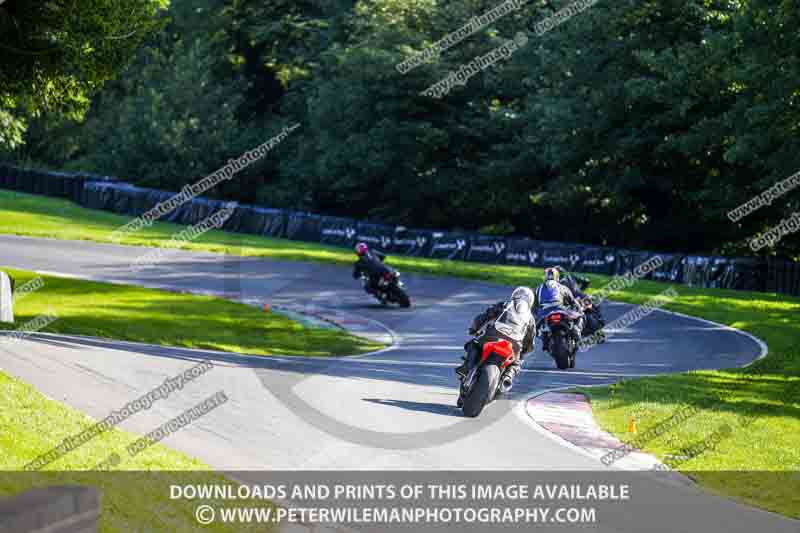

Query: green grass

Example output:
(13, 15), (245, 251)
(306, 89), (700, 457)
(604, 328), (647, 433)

(0, 267), (381, 357)
(0, 266), (377, 530)
(1, 189), (799, 516)
(574, 284), (800, 518)
(0, 189), (649, 284)
(0, 370), (277, 532)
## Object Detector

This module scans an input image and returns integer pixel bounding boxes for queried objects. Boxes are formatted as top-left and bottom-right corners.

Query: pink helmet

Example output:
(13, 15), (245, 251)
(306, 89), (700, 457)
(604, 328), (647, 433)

(355, 242), (369, 256)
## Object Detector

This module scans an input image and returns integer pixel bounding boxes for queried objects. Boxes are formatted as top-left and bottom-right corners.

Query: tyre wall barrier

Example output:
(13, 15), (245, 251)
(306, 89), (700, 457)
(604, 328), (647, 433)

(0, 165), (796, 295)
(0, 164), (116, 204)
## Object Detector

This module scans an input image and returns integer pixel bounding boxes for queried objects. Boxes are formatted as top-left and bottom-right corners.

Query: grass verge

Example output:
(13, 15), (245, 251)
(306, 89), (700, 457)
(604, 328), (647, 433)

(0, 189), (799, 516)
(0, 195), (380, 531)
(0, 371), (275, 532)
(575, 285), (800, 518)
(0, 267), (381, 357)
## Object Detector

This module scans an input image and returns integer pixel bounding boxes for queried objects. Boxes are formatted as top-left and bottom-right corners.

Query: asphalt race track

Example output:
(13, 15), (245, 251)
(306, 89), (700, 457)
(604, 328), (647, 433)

(0, 234), (794, 533)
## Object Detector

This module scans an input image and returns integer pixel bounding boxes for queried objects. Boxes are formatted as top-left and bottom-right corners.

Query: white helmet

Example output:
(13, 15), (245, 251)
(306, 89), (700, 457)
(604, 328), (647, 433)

(511, 286), (535, 310)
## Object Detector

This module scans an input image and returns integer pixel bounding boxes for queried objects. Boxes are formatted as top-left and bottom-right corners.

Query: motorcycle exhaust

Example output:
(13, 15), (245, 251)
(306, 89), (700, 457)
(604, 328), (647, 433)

(500, 373), (514, 394)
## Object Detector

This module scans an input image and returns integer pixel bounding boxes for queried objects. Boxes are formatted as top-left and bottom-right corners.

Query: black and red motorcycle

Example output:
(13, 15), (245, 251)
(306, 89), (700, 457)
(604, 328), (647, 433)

(360, 271), (411, 308)
(537, 308), (582, 369)
(458, 336), (519, 417)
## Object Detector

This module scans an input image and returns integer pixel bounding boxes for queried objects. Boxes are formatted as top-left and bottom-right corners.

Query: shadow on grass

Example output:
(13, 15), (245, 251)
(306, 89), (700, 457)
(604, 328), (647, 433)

(0, 272), (379, 357)
(589, 369), (800, 424)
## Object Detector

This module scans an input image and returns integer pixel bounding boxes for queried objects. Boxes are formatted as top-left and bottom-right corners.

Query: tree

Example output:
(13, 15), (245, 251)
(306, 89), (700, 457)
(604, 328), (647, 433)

(3, 0), (797, 256)
(0, 0), (166, 149)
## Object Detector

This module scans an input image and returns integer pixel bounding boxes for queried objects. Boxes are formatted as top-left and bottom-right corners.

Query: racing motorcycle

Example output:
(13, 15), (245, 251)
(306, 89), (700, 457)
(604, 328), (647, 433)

(458, 332), (519, 417)
(537, 307), (582, 369)
(360, 271), (411, 308)
(570, 278), (606, 338)
(580, 296), (606, 340)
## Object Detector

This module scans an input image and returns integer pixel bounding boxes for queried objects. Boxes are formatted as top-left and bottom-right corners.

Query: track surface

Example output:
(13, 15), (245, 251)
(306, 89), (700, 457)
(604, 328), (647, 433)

(0, 235), (793, 532)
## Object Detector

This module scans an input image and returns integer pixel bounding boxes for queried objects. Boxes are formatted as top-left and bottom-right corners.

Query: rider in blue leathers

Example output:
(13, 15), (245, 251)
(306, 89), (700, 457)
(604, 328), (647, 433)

(533, 268), (584, 351)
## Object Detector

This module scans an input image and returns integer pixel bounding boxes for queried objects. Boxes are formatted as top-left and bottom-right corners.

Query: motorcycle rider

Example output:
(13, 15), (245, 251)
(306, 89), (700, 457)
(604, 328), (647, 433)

(352, 242), (390, 295)
(533, 268), (584, 351)
(554, 265), (606, 339)
(554, 266), (590, 300)
(455, 287), (536, 407)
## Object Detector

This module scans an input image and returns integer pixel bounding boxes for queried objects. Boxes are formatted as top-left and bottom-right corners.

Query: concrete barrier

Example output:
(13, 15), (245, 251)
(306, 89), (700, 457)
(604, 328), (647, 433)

(0, 486), (100, 533)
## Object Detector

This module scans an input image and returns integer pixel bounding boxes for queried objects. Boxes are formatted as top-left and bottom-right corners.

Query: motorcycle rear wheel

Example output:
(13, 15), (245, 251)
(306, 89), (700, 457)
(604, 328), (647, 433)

(462, 364), (500, 418)
(552, 335), (571, 370)
(394, 287), (411, 308)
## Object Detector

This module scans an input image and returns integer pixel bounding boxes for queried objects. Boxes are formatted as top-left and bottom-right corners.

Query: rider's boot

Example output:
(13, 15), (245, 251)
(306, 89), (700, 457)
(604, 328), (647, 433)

(455, 354), (468, 379)
(500, 360), (521, 393)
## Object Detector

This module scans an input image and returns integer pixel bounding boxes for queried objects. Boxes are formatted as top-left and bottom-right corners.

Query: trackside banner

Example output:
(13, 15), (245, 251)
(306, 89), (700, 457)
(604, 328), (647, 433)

(466, 235), (507, 263)
(1, 166), (796, 295)
(319, 215), (358, 247)
(390, 226), (431, 257)
(354, 222), (395, 252)
(577, 247), (617, 275)
(428, 231), (470, 261)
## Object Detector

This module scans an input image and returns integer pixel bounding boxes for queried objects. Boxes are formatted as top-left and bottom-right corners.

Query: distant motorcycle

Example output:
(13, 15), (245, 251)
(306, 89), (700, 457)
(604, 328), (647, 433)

(360, 271), (411, 308)
(580, 296), (606, 340)
(571, 278), (606, 337)
(537, 308), (582, 369)
(458, 332), (519, 417)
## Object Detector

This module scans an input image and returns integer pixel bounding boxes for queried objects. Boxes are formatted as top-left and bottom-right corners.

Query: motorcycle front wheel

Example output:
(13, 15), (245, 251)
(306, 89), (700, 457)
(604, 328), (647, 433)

(462, 364), (500, 418)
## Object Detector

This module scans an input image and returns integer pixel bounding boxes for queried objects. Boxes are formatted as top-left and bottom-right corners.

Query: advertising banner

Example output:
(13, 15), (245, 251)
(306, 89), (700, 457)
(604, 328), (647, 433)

(354, 222), (395, 253)
(504, 239), (542, 267)
(232, 205), (286, 237)
(428, 231), (469, 261)
(389, 226), (432, 257)
(465, 235), (507, 264)
(0, 170), (791, 295)
(286, 212), (323, 242)
(318, 215), (358, 247)
(577, 247), (618, 276)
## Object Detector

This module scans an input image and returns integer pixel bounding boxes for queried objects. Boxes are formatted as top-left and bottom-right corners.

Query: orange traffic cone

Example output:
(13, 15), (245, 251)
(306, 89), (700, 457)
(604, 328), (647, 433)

(629, 416), (637, 434)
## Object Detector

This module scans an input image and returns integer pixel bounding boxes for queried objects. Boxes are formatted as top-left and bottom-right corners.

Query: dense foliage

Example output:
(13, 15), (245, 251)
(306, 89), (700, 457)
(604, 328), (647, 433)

(2, 0), (798, 256)
(0, 0), (166, 148)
